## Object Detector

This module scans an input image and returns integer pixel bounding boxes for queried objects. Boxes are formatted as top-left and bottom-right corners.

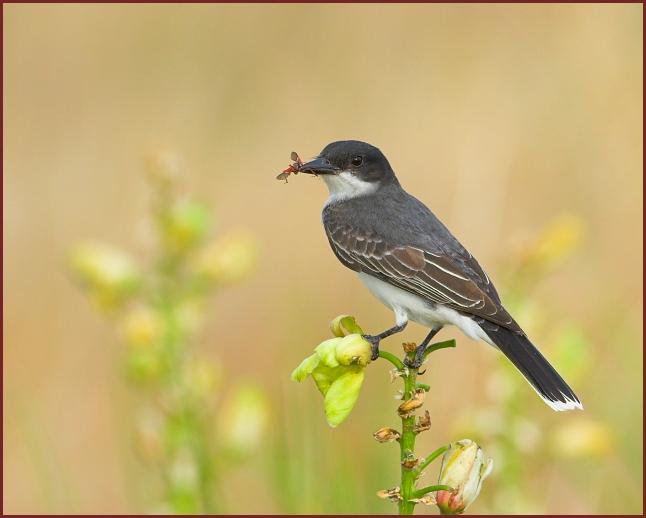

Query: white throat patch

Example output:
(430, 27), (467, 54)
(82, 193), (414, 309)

(322, 171), (378, 206)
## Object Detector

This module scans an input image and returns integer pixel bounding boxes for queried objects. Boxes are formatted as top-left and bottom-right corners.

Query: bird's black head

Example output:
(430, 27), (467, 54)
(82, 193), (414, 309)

(300, 140), (398, 188)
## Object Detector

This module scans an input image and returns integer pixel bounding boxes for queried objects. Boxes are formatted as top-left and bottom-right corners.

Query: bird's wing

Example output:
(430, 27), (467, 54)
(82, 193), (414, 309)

(325, 221), (521, 332)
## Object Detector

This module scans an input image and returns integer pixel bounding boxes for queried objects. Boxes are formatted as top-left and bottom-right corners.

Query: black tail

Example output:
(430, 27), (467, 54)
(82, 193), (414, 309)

(483, 326), (582, 411)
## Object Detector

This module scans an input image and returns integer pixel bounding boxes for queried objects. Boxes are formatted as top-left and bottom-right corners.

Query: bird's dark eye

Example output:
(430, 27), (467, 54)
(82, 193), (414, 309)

(351, 156), (363, 166)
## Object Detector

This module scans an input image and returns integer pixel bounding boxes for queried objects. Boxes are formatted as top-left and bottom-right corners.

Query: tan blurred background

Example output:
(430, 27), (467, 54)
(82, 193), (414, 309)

(3, 3), (643, 515)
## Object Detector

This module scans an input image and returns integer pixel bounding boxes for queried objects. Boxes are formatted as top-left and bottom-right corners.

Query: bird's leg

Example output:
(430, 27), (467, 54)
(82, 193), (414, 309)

(405, 326), (443, 368)
(363, 321), (408, 361)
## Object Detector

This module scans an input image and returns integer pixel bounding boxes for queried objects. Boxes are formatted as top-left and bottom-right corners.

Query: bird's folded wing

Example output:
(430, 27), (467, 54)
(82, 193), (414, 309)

(327, 224), (521, 332)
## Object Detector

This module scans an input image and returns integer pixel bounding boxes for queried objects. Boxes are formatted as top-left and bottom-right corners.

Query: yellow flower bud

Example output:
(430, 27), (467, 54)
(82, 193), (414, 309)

(335, 334), (372, 367)
(436, 439), (493, 514)
(193, 231), (257, 285)
(314, 337), (344, 368)
(291, 323), (371, 427)
(329, 315), (363, 337)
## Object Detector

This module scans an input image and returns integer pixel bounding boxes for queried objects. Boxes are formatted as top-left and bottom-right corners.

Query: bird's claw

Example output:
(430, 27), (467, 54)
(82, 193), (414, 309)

(362, 334), (381, 361)
(404, 344), (427, 369)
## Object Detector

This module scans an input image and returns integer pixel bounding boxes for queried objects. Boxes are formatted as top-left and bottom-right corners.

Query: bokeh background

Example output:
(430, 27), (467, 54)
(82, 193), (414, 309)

(3, 3), (643, 515)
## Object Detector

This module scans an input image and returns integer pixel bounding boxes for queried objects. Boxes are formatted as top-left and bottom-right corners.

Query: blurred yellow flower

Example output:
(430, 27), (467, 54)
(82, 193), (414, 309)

(193, 231), (257, 285)
(68, 241), (140, 310)
(218, 384), (269, 456)
(121, 305), (161, 349)
(551, 418), (615, 458)
(183, 359), (220, 401)
(163, 200), (211, 252)
(521, 213), (585, 270)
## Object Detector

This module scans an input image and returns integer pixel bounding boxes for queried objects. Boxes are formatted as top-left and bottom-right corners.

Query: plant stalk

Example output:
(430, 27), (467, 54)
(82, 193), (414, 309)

(415, 444), (450, 475)
(398, 351), (418, 515)
(379, 340), (456, 515)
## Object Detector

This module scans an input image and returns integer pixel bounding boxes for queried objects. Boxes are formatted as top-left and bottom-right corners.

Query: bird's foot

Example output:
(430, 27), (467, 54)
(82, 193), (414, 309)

(403, 327), (443, 369)
(362, 335), (381, 361)
(404, 343), (427, 369)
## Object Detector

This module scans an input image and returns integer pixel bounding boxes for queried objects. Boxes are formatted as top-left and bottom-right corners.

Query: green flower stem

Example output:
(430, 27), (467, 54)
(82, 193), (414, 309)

(385, 340), (457, 515)
(153, 204), (217, 514)
(415, 444), (450, 475)
(398, 349), (418, 515)
(422, 339), (456, 360)
(70, 163), (260, 515)
(412, 485), (453, 499)
(415, 382), (430, 392)
(379, 350), (405, 370)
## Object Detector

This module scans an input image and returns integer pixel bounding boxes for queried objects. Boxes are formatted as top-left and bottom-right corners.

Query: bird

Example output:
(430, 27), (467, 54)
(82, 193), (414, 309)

(297, 140), (582, 412)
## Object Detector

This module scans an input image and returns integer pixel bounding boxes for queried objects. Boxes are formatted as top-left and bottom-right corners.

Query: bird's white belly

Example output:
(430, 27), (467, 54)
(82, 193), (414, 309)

(357, 272), (493, 344)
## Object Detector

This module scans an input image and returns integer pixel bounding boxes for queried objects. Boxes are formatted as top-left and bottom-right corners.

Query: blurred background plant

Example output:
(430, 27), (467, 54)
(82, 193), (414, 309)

(4, 3), (642, 515)
(68, 153), (266, 513)
(450, 214), (622, 513)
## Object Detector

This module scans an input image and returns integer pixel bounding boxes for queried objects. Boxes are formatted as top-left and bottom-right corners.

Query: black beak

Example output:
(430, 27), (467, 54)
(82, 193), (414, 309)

(299, 156), (339, 175)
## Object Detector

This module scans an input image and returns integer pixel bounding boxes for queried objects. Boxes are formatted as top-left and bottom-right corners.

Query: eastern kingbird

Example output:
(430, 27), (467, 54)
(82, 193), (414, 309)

(299, 140), (582, 412)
